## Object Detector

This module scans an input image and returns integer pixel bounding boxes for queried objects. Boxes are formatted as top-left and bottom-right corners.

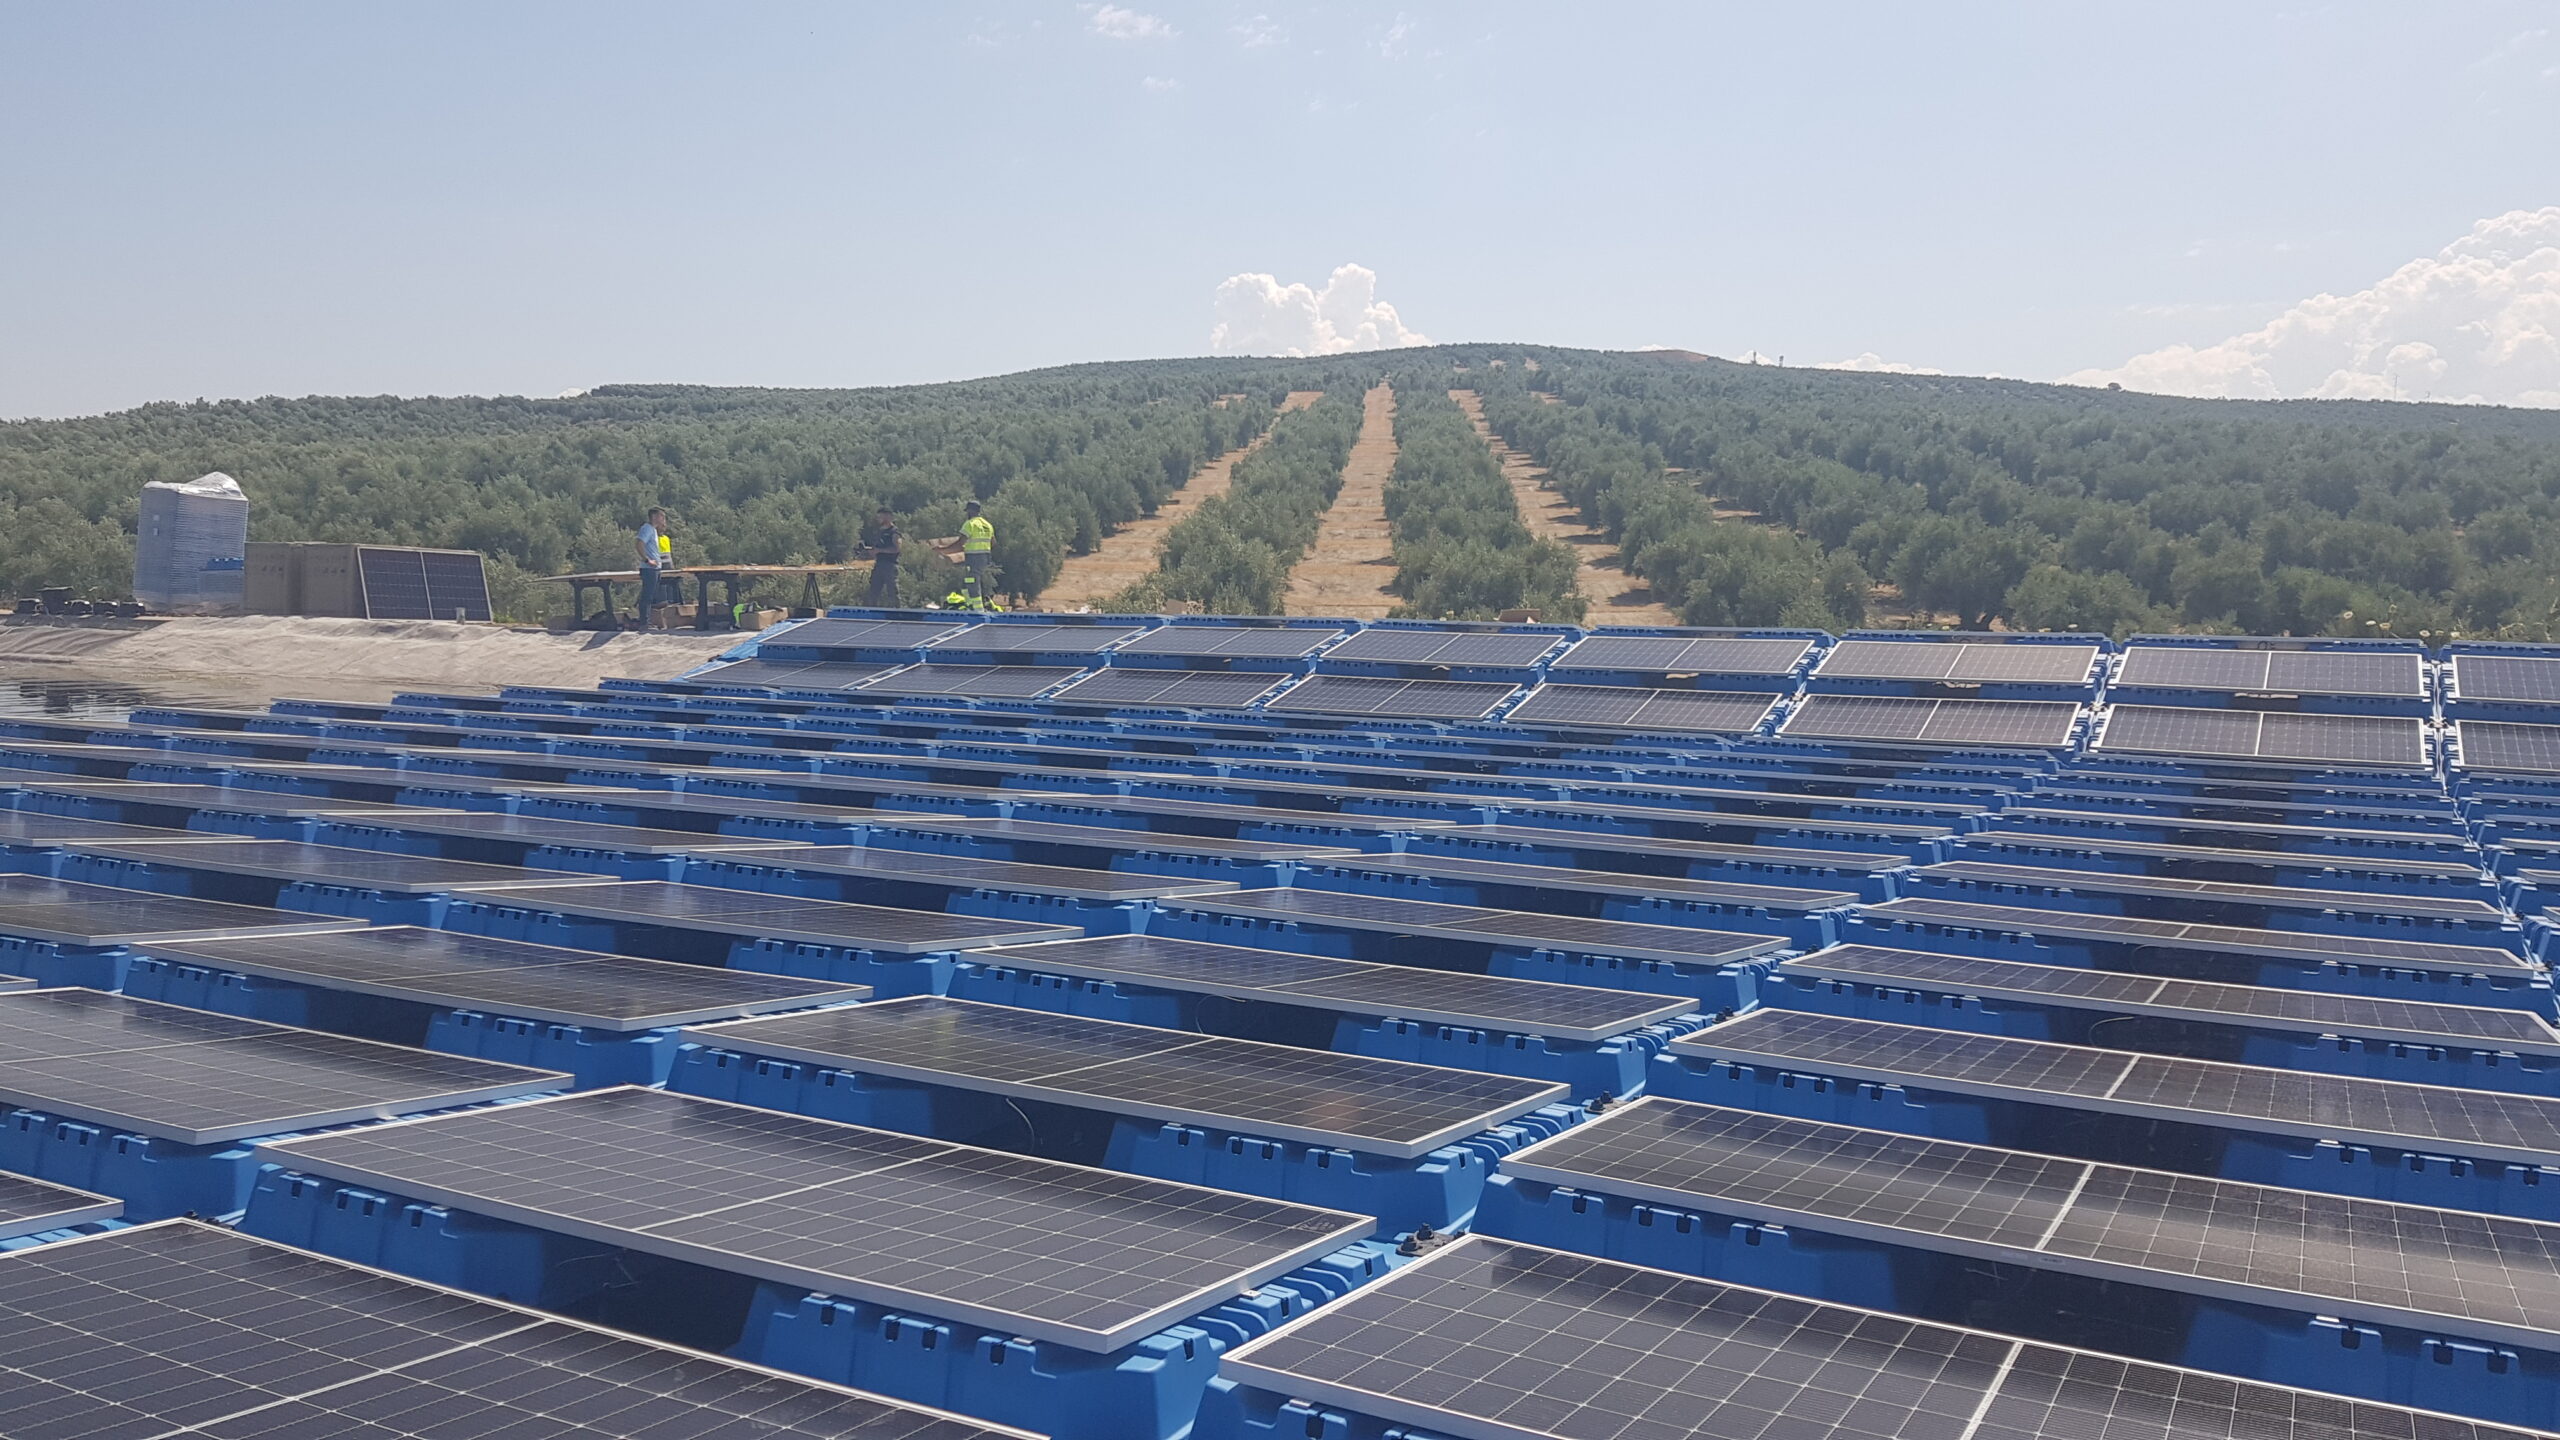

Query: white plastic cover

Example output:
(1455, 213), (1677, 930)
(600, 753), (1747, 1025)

(144, 471), (246, 500)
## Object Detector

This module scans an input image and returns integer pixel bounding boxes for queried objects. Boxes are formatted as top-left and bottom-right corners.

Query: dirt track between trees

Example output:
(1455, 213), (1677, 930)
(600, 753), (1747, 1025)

(1451, 389), (1679, 626)
(1038, 391), (1322, 608)
(1282, 384), (1400, 618)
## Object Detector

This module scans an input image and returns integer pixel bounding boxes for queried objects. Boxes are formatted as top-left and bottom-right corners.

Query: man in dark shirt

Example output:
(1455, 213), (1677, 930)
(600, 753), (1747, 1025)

(863, 508), (901, 606)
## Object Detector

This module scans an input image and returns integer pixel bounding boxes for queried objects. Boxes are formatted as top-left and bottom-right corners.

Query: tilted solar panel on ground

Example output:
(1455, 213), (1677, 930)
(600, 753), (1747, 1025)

(140, 927), (872, 1031)
(356, 546), (435, 620)
(418, 549), (494, 620)
(1779, 944), (2560, 1054)
(1504, 1097), (2560, 1352)
(1673, 1009), (2560, 1165)
(1220, 1234), (2542, 1440)
(0, 1221), (1033, 1440)
(968, 933), (1694, 1041)
(0, 989), (565, 1144)
(684, 996), (1567, 1158)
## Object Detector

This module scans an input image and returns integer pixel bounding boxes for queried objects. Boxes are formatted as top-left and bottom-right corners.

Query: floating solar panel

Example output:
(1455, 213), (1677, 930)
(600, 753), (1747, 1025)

(740, 846), (1236, 901)
(852, 664), (1082, 698)
(0, 1221), (1027, 1440)
(142, 927), (871, 1031)
(869, 815), (1364, 861)
(65, 839), (603, 894)
(1324, 629), (1560, 667)
(972, 934), (1693, 1042)
(1861, 895), (2527, 974)
(1505, 684), (1777, 735)
(0, 989), (564, 1144)
(1958, 827), (2491, 879)
(1269, 675), (1515, 720)
(1222, 1233), (2536, 1440)
(1784, 945), (2560, 1054)
(259, 1088), (1372, 1351)
(355, 545), (435, 620)
(685, 659), (892, 689)
(1330, 854), (1859, 910)
(419, 548), (494, 621)
(326, 810), (811, 854)
(1998, 806), (2457, 850)
(687, 996), (1565, 1158)
(0, 813), (227, 845)
(1674, 1009), (2560, 1166)
(1113, 626), (1345, 658)
(9, 780), (439, 816)
(1168, 889), (1786, 965)
(463, 880), (1082, 953)
(0, 1170), (117, 1239)
(1816, 639), (2099, 684)
(1506, 1098), (2560, 1353)
(1780, 694), (2079, 748)
(2098, 705), (2429, 768)
(2116, 645), (2427, 698)
(1551, 635), (1813, 675)
(928, 623), (1145, 655)
(2455, 721), (2560, 775)
(1050, 669), (1287, 708)
(2453, 653), (2560, 706)
(770, 617), (970, 650)
(0, 874), (370, 946)
(1907, 859), (2504, 921)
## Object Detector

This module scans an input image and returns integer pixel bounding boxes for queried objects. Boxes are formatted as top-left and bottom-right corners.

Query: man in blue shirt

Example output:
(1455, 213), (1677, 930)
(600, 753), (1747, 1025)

(636, 508), (672, 625)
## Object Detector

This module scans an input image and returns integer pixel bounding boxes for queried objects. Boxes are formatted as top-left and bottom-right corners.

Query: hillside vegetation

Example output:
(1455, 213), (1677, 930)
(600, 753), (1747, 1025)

(9, 346), (2560, 636)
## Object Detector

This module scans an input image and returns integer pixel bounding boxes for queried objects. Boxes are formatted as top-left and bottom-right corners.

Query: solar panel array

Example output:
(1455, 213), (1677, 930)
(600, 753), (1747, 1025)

(1051, 668), (1287, 708)
(1323, 628), (1562, 667)
(851, 664), (1083, 698)
(1816, 639), (2098, 684)
(1113, 625), (1346, 658)
(928, 623), (1146, 655)
(1507, 684), (1777, 733)
(1780, 694), (2079, 748)
(1551, 634), (1812, 675)
(1267, 674), (1516, 719)
(2117, 644), (2426, 698)
(2099, 705), (2428, 767)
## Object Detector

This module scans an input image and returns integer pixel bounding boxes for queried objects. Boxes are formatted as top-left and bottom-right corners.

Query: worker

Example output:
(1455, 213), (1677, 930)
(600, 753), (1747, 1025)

(635, 507), (672, 627)
(863, 507), (901, 607)
(959, 501), (995, 606)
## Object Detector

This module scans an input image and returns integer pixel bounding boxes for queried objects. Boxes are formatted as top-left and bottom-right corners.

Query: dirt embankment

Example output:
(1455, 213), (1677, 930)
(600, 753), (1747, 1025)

(1038, 391), (1322, 608)
(1282, 384), (1400, 619)
(0, 615), (738, 703)
(1450, 390), (1678, 626)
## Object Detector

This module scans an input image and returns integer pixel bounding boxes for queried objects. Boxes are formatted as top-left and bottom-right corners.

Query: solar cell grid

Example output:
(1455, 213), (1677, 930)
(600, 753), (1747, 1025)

(140, 927), (871, 1031)
(1173, 887), (1785, 963)
(1910, 859), (2503, 920)
(1341, 853), (1857, 908)
(0, 1170), (117, 1239)
(327, 810), (812, 854)
(2265, 649), (2425, 697)
(866, 815), (1362, 860)
(0, 874), (371, 945)
(757, 846), (1235, 899)
(853, 664), (1082, 698)
(930, 623), (1143, 654)
(1327, 629), (1558, 667)
(257, 1088), (1373, 1351)
(461, 880), (1083, 953)
(65, 838), (602, 893)
(357, 547), (434, 620)
(0, 1220), (1038, 1440)
(1861, 894), (2527, 972)
(0, 989), (565, 1143)
(1053, 669), (1283, 708)
(690, 659), (888, 689)
(2457, 721), (2560, 775)
(1554, 635), (1811, 675)
(1781, 695), (2078, 747)
(1946, 644), (2098, 683)
(1817, 638), (1963, 679)
(772, 617), (969, 650)
(1115, 626), (1343, 658)
(1269, 675), (1514, 719)
(418, 549), (494, 621)
(684, 995), (1567, 1157)
(2454, 653), (2560, 705)
(1506, 685), (1776, 734)
(2117, 647), (2275, 691)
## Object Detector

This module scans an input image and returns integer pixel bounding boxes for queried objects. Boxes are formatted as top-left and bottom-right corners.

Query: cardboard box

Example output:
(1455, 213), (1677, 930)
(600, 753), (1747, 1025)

(740, 608), (787, 632)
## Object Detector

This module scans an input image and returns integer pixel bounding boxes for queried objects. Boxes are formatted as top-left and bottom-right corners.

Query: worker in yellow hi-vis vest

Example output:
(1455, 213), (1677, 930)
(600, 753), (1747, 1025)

(934, 502), (997, 608)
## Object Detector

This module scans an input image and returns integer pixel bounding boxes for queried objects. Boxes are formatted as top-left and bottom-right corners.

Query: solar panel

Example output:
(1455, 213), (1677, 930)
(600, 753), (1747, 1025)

(929, 623), (1144, 655)
(0, 1170), (118, 1239)
(1506, 1098), (2560, 1352)
(1051, 669), (1285, 708)
(687, 659), (892, 689)
(1170, 888), (1786, 964)
(745, 846), (1237, 900)
(258, 1088), (1370, 1352)
(418, 549), (494, 621)
(1860, 895), (2528, 973)
(970, 934), (1694, 1041)
(1506, 684), (1777, 734)
(1781, 695), (2078, 747)
(356, 546), (434, 620)
(1332, 854), (1858, 909)
(867, 815), (1363, 861)
(686, 996), (1566, 1158)
(1673, 1010), (2560, 1166)
(0, 1221), (1030, 1440)
(1958, 827), (2490, 879)
(1782, 944), (2560, 1053)
(1816, 639), (1965, 679)
(2456, 721), (2560, 775)
(1113, 626), (1345, 658)
(1266, 674), (1512, 719)
(1947, 644), (2099, 683)
(140, 927), (871, 1031)
(0, 813), (224, 844)
(0, 874), (370, 945)
(461, 881), (1084, 953)
(2454, 653), (2560, 705)
(2098, 706), (2429, 768)
(11, 780), (438, 815)
(850, 663), (1082, 698)
(770, 617), (969, 651)
(1552, 635), (1812, 675)
(1908, 859), (2503, 921)
(326, 810), (815, 854)
(1221, 1233), (2534, 1440)
(2117, 646), (2426, 698)
(65, 839), (603, 893)
(0, 989), (564, 1144)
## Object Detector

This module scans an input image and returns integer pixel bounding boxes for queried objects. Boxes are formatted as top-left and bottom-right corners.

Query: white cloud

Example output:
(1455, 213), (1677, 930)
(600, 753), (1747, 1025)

(1085, 5), (1172, 40)
(1820, 352), (1945, 375)
(2066, 207), (2560, 407)
(1232, 14), (1282, 48)
(1141, 75), (1180, 92)
(1210, 264), (1431, 356)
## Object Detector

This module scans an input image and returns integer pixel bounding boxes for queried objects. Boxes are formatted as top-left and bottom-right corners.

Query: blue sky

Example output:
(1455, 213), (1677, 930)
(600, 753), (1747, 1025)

(3, 2), (2556, 417)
